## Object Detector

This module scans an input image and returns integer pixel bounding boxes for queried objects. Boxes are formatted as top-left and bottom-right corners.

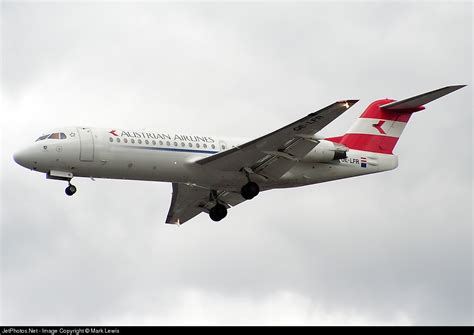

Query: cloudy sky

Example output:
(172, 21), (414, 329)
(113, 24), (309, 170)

(1, 1), (472, 326)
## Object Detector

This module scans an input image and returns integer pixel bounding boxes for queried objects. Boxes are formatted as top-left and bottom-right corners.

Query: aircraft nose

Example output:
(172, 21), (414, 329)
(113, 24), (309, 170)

(13, 148), (31, 168)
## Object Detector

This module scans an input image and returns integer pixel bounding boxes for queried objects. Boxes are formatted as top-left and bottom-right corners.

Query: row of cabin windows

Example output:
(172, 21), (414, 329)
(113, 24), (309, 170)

(109, 137), (225, 150)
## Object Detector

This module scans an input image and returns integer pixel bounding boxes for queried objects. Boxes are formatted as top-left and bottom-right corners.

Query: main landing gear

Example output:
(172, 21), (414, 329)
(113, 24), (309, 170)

(209, 203), (227, 222)
(207, 179), (260, 222)
(240, 181), (260, 200)
(208, 190), (228, 222)
(65, 183), (77, 196)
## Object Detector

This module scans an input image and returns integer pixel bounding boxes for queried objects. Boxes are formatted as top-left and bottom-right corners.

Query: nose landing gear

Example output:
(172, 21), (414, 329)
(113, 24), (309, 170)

(65, 183), (77, 196)
(46, 171), (77, 196)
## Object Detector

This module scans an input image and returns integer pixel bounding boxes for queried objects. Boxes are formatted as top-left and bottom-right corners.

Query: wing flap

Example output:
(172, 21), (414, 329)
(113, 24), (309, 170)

(252, 137), (317, 179)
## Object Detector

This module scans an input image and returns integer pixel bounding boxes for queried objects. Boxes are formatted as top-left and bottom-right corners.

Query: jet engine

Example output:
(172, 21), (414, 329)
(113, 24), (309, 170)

(300, 140), (348, 163)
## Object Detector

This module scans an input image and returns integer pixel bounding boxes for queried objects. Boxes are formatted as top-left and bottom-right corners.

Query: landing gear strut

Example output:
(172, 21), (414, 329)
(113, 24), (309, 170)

(65, 183), (77, 196)
(209, 203), (227, 222)
(241, 181), (259, 200)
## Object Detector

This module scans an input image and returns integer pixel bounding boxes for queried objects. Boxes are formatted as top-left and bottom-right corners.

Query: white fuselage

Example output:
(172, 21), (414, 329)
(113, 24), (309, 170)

(14, 127), (398, 192)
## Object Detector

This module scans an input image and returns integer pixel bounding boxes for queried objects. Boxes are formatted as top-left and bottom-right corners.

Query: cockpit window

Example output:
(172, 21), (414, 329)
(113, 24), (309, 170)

(36, 132), (66, 141)
(47, 132), (67, 140)
(36, 134), (50, 141)
(48, 133), (60, 139)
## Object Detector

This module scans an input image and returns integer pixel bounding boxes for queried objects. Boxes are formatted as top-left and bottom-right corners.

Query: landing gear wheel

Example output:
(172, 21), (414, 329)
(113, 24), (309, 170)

(65, 184), (77, 196)
(209, 203), (228, 222)
(241, 182), (260, 200)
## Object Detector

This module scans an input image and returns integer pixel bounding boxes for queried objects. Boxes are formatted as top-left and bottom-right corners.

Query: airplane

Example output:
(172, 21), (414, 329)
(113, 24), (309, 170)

(13, 85), (465, 224)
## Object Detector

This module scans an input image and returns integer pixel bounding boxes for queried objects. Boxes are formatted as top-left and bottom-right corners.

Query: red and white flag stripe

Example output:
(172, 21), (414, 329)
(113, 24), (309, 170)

(346, 118), (408, 138)
(327, 99), (414, 155)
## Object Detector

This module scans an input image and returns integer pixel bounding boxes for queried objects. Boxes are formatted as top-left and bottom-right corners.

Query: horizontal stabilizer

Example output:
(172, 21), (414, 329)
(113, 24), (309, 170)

(380, 85), (466, 111)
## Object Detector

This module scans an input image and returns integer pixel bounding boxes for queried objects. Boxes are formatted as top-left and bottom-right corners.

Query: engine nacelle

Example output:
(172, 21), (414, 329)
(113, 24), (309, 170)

(300, 140), (347, 163)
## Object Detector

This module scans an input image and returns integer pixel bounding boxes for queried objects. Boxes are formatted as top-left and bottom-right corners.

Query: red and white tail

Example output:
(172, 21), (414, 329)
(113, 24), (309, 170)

(327, 86), (465, 154)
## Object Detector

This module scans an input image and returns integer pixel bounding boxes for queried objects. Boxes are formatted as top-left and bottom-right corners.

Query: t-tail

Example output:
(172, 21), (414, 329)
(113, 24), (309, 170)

(327, 85), (466, 154)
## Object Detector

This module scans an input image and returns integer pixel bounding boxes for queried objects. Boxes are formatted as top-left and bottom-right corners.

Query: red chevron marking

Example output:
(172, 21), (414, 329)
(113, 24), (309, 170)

(372, 120), (386, 135)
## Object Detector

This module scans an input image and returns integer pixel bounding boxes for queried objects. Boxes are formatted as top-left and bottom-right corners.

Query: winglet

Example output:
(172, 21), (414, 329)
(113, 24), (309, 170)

(380, 85), (466, 111)
(337, 100), (359, 109)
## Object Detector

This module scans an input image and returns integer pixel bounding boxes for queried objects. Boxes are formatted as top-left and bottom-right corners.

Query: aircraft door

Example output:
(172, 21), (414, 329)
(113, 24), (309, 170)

(77, 127), (95, 161)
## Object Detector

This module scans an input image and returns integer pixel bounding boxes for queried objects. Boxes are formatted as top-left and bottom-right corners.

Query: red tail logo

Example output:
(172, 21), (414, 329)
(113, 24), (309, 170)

(372, 120), (386, 135)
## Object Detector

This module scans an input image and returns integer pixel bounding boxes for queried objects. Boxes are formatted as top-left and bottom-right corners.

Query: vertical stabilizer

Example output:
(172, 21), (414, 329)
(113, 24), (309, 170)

(326, 86), (465, 154)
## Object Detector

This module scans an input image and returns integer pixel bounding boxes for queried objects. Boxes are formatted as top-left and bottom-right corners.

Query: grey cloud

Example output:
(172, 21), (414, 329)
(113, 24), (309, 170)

(1, 1), (472, 326)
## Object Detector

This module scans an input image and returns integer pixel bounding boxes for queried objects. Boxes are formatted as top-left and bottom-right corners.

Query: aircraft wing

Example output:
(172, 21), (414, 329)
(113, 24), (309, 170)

(166, 183), (246, 225)
(196, 100), (358, 180)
